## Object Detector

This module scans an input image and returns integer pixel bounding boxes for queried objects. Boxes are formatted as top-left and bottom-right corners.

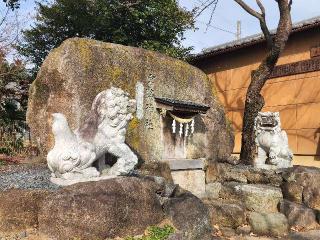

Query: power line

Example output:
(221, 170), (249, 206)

(197, 20), (237, 35)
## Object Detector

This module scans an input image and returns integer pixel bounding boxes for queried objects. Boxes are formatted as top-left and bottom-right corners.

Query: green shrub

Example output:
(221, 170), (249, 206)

(125, 225), (175, 240)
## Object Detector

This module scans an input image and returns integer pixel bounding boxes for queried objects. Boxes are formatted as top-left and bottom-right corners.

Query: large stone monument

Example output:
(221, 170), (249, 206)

(254, 112), (293, 169)
(47, 87), (138, 185)
(27, 38), (234, 192)
(27, 38), (233, 163)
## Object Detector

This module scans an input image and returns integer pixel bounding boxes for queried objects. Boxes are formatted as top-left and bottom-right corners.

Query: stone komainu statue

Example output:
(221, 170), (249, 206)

(47, 87), (138, 185)
(88, 87), (138, 176)
(254, 112), (293, 169)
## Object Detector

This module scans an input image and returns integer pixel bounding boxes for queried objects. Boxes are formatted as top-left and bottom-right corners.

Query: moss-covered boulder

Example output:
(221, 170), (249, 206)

(27, 38), (233, 163)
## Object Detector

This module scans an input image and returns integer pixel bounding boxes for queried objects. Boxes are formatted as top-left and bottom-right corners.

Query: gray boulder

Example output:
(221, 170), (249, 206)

(206, 199), (246, 228)
(37, 177), (212, 240)
(282, 166), (320, 188)
(39, 177), (165, 239)
(219, 182), (245, 201)
(163, 191), (213, 240)
(282, 166), (320, 209)
(248, 212), (289, 237)
(0, 189), (49, 233)
(303, 186), (320, 211)
(205, 182), (222, 199)
(206, 163), (283, 186)
(279, 200), (319, 231)
(235, 184), (283, 213)
(281, 181), (304, 203)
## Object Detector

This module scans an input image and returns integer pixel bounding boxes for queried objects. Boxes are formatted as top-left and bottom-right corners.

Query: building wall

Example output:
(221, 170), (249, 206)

(195, 28), (320, 165)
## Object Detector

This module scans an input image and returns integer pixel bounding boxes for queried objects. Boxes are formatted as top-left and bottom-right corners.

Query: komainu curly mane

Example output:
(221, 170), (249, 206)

(254, 112), (293, 169)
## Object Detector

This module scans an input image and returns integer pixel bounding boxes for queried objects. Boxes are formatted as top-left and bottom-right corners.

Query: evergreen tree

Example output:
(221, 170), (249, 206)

(3, 0), (20, 10)
(18, 0), (195, 69)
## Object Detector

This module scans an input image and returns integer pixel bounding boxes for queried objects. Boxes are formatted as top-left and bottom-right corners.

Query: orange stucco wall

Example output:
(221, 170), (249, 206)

(195, 28), (320, 163)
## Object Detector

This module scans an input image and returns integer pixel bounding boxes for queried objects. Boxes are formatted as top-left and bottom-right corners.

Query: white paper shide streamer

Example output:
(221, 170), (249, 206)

(179, 123), (183, 137)
(169, 112), (195, 138)
(191, 119), (195, 134)
(185, 123), (189, 137)
(172, 119), (176, 133)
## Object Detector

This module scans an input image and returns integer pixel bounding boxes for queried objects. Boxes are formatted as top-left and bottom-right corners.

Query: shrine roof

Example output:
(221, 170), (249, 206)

(155, 97), (210, 113)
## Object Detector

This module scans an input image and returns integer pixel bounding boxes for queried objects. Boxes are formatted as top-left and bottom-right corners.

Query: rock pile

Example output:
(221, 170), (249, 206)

(204, 162), (320, 239)
(1, 163), (320, 239)
(280, 166), (320, 231)
(0, 165), (212, 240)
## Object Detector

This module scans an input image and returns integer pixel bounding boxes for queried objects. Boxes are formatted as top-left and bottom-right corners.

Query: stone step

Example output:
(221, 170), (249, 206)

(167, 158), (206, 170)
(171, 170), (205, 198)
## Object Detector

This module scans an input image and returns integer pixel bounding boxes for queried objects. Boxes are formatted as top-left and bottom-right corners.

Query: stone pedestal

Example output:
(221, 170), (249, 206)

(169, 159), (206, 198)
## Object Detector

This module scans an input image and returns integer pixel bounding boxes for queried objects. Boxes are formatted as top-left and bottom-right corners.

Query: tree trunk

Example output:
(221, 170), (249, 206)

(240, 0), (292, 164)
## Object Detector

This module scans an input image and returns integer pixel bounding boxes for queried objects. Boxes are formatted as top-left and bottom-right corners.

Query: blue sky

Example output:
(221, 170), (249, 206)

(179, 0), (320, 53)
(14, 0), (320, 54)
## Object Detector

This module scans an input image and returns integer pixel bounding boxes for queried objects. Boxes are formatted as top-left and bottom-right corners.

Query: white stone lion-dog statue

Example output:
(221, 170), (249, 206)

(47, 87), (138, 185)
(254, 112), (293, 169)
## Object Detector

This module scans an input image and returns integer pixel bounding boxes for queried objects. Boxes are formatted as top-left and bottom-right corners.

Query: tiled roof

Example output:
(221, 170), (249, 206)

(155, 97), (210, 113)
(190, 16), (320, 62)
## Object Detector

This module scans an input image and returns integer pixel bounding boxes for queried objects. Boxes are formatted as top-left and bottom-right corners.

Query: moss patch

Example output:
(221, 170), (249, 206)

(125, 225), (175, 240)
(74, 39), (93, 70)
(127, 117), (141, 151)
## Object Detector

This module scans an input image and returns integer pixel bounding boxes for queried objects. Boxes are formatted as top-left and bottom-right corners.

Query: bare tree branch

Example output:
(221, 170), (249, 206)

(0, 8), (23, 51)
(259, 24), (272, 49)
(193, 0), (218, 19)
(256, 0), (272, 48)
(234, 0), (273, 49)
(0, 8), (10, 28)
(196, 0), (273, 48)
(205, 2), (218, 31)
(234, 0), (261, 19)
(256, 0), (265, 16)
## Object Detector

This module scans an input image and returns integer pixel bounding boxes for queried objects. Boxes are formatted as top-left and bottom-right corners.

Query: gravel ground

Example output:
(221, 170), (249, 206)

(0, 164), (60, 191)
